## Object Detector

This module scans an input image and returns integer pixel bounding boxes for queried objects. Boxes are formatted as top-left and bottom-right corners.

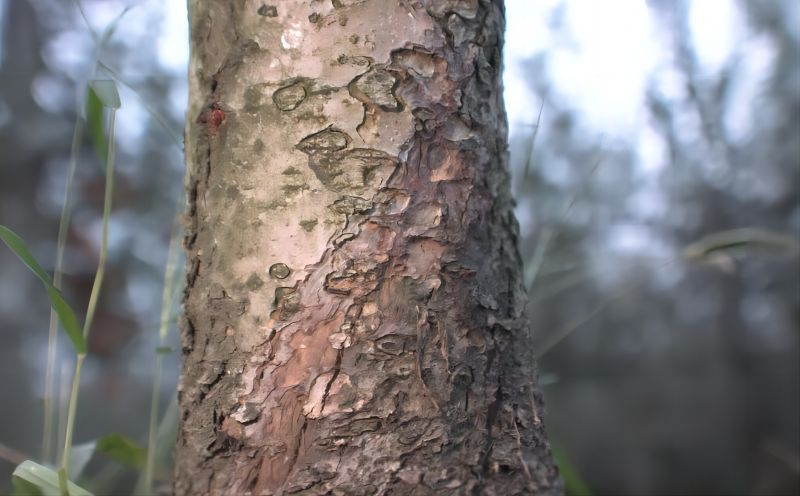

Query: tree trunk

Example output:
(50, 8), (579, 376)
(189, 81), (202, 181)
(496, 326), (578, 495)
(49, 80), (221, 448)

(176, 1), (561, 494)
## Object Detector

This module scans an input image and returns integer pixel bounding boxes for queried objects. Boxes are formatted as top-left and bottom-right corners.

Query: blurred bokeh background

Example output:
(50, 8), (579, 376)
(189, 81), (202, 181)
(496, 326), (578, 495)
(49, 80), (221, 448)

(0, 0), (797, 495)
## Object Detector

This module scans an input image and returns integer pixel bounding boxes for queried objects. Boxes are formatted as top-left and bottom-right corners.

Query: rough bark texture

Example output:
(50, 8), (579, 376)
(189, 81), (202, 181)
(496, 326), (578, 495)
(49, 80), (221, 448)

(176, 1), (561, 494)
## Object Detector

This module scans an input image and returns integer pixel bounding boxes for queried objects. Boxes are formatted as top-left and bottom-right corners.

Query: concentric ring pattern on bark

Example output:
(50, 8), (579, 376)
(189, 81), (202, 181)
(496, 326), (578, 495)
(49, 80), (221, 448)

(177, 1), (561, 495)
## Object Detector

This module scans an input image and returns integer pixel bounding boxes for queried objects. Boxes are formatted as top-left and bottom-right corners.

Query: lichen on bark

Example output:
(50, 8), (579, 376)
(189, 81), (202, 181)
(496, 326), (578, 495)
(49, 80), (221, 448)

(177, 1), (562, 495)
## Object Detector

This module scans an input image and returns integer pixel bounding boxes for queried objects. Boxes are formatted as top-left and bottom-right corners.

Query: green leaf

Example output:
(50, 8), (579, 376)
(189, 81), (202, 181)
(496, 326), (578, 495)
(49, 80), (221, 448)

(0, 226), (86, 353)
(88, 80), (120, 109)
(85, 86), (107, 168)
(12, 460), (93, 496)
(11, 475), (44, 496)
(154, 346), (174, 355)
(95, 434), (146, 470)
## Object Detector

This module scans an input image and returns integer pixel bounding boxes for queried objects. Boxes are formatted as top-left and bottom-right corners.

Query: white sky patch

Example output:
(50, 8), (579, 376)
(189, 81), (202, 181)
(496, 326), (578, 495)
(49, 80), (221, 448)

(504, 0), (660, 138)
(503, 0), (559, 131)
(551, 1), (658, 135)
(638, 124), (667, 174)
(80, 0), (127, 35)
(167, 81), (188, 122)
(724, 33), (776, 143)
(689, 0), (741, 76)
(108, 4), (151, 55)
(504, 0), (752, 144)
(606, 224), (670, 258)
(157, 0), (189, 73)
(114, 86), (148, 153)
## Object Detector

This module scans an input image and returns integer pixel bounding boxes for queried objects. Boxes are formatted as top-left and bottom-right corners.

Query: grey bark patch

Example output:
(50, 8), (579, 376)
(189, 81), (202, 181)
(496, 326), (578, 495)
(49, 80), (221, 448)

(297, 127), (351, 155)
(349, 68), (401, 111)
(329, 196), (372, 215)
(426, 0), (478, 19)
(225, 185), (240, 200)
(244, 84), (262, 106)
(246, 273), (264, 289)
(281, 182), (309, 196)
(296, 129), (397, 193)
(375, 334), (407, 355)
(446, 12), (478, 46)
(231, 402), (261, 423)
(324, 260), (386, 297)
(299, 219), (318, 231)
(332, 0), (368, 8)
(300, 145), (396, 193)
(272, 286), (301, 319)
(330, 418), (381, 437)
(390, 48), (437, 78)
(257, 4), (278, 17)
(337, 54), (373, 67)
(269, 263), (291, 279)
(374, 189), (411, 215)
(273, 82), (307, 111)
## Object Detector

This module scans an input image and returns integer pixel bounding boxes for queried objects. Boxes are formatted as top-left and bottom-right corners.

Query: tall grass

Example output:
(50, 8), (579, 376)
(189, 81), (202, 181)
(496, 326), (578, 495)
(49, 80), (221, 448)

(2, 3), (185, 489)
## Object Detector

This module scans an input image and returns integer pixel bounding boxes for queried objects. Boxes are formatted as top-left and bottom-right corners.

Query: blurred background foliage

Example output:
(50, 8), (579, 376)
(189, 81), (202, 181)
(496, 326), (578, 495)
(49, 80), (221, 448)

(0, 0), (797, 495)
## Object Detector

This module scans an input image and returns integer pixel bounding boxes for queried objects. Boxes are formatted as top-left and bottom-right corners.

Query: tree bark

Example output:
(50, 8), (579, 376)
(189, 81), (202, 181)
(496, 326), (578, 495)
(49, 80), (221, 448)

(176, 1), (561, 495)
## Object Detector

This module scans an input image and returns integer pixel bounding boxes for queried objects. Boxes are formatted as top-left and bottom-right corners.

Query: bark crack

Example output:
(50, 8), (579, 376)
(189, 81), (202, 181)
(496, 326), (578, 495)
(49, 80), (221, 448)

(318, 347), (344, 415)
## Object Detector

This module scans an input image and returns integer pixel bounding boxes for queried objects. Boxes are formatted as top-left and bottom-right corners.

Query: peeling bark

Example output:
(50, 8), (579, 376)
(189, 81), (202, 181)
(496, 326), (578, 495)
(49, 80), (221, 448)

(176, 1), (562, 495)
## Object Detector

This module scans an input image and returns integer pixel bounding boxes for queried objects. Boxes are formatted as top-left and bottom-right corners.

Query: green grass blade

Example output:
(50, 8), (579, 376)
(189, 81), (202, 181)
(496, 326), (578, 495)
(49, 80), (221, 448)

(141, 196), (184, 493)
(81, 108), (116, 339)
(43, 108), (86, 464)
(85, 87), (107, 168)
(135, 393), (178, 494)
(60, 353), (85, 491)
(45, 287), (85, 354)
(88, 80), (120, 109)
(0, 226), (86, 354)
(0, 226), (55, 282)
(524, 227), (553, 290)
(95, 434), (146, 470)
(57, 108), (118, 486)
(11, 474), (45, 496)
(85, 80), (120, 172)
(523, 100), (545, 179)
(12, 460), (93, 496)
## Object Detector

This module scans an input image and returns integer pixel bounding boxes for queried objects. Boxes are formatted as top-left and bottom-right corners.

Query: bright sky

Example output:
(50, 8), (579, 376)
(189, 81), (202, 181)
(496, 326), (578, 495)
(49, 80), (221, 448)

(504, 0), (657, 136)
(503, 0), (744, 140)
